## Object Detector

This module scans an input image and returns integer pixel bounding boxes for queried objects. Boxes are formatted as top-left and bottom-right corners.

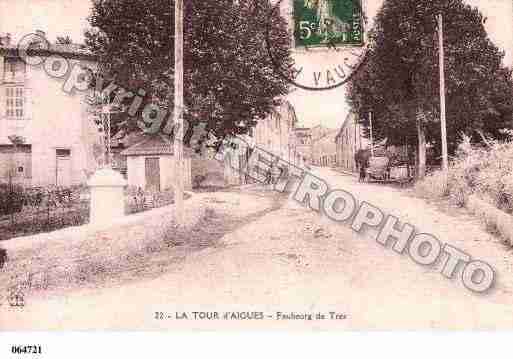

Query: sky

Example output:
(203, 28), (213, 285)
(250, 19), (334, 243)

(1, 0), (512, 129)
(0, 0), (92, 44)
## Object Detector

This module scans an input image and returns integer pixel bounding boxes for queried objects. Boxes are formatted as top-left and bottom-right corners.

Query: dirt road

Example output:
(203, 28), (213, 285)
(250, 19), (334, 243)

(2, 168), (513, 330)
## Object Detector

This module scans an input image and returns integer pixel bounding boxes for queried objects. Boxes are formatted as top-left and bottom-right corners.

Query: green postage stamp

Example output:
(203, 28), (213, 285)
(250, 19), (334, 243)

(294, 0), (364, 47)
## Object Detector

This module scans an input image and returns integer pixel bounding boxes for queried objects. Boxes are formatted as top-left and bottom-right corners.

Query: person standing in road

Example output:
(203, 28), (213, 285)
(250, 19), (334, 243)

(359, 161), (367, 182)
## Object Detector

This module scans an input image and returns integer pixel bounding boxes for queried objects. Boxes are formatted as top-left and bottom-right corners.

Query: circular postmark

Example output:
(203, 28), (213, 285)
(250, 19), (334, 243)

(265, 0), (369, 91)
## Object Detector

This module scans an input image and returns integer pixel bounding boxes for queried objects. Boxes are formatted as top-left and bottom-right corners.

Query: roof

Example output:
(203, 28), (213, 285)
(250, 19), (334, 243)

(313, 128), (339, 144)
(120, 134), (192, 157)
(111, 130), (145, 148)
(0, 42), (96, 61)
(121, 134), (174, 156)
(335, 112), (358, 141)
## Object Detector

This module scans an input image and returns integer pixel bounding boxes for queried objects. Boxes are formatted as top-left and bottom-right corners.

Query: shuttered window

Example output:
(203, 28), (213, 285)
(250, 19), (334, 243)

(5, 87), (25, 119)
(4, 58), (26, 82)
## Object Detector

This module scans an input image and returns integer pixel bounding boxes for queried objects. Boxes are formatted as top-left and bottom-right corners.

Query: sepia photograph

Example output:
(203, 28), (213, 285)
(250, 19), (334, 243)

(1, 0), (513, 355)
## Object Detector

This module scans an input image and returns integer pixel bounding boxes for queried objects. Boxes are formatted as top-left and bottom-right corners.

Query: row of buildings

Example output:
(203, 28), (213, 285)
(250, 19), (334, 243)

(0, 28), (376, 192)
(289, 113), (369, 173)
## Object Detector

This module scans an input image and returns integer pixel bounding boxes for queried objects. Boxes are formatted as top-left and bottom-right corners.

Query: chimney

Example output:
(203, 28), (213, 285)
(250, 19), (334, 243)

(0, 33), (11, 46)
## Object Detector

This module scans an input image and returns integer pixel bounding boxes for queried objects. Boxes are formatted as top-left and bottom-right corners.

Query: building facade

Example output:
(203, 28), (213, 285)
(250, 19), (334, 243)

(311, 126), (338, 167)
(293, 127), (312, 165)
(0, 32), (100, 187)
(250, 100), (301, 166)
(222, 100), (303, 185)
(121, 134), (192, 192)
(335, 112), (366, 172)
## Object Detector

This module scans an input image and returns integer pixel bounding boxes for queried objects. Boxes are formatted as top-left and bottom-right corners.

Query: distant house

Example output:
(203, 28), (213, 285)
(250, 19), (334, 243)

(0, 31), (100, 187)
(294, 124), (334, 166)
(121, 134), (192, 192)
(294, 127), (312, 165)
(250, 100), (301, 166)
(224, 100), (303, 185)
(335, 112), (367, 172)
(311, 127), (338, 167)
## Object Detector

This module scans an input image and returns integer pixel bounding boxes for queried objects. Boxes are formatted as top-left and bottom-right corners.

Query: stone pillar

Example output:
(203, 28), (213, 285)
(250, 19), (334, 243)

(87, 168), (127, 225)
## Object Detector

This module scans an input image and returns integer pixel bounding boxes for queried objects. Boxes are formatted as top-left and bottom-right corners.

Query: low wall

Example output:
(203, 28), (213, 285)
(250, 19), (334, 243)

(0, 193), (206, 295)
(466, 195), (513, 245)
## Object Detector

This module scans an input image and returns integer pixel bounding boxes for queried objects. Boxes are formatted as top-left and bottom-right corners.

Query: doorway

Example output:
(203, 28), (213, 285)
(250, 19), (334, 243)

(56, 149), (71, 186)
(145, 157), (160, 192)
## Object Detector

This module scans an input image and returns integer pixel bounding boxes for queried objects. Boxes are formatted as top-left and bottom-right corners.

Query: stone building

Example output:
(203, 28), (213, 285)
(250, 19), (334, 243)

(217, 100), (303, 186)
(335, 111), (367, 172)
(121, 134), (192, 192)
(311, 127), (338, 167)
(0, 31), (100, 187)
(294, 127), (312, 165)
(251, 100), (301, 166)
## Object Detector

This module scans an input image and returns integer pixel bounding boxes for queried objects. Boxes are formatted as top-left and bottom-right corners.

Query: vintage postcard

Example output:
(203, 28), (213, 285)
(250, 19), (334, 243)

(1, 0), (513, 346)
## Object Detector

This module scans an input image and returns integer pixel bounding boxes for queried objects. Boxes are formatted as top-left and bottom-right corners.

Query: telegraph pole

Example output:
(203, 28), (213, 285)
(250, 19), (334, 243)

(369, 111), (374, 156)
(173, 0), (184, 225)
(437, 13), (449, 176)
(103, 95), (112, 168)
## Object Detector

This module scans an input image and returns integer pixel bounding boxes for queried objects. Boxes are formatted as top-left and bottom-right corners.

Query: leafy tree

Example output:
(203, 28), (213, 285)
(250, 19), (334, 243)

(85, 0), (294, 148)
(347, 0), (513, 178)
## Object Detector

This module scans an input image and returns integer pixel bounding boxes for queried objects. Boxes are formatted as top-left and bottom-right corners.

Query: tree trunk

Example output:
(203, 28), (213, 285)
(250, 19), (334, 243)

(416, 113), (427, 180)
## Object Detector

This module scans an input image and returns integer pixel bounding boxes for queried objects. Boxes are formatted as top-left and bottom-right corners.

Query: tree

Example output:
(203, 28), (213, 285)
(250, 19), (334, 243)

(85, 0), (294, 148)
(347, 0), (513, 178)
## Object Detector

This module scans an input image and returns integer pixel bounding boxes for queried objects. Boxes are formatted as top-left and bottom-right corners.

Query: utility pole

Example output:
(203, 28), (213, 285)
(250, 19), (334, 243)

(354, 116), (357, 171)
(437, 13), (449, 176)
(369, 111), (374, 156)
(102, 95), (112, 168)
(173, 0), (184, 225)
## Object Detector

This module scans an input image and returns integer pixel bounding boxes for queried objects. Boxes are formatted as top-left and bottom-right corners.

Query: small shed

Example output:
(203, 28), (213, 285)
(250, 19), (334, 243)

(121, 134), (192, 192)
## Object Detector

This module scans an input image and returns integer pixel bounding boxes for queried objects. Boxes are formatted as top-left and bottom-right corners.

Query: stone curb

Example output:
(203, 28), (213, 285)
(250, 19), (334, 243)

(467, 195), (513, 245)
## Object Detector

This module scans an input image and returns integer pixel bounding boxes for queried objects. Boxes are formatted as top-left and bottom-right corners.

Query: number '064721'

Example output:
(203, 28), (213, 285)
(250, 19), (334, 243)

(11, 346), (42, 355)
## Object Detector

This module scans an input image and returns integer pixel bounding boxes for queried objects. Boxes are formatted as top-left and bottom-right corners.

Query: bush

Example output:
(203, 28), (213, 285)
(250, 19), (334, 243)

(193, 175), (207, 189)
(125, 186), (176, 214)
(0, 184), (24, 216)
(0, 186), (90, 241)
(415, 134), (513, 213)
(413, 171), (450, 200)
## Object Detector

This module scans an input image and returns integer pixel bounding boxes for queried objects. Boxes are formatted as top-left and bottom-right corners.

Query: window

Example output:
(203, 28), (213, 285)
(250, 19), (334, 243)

(5, 87), (25, 119)
(56, 149), (71, 157)
(4, 58), (26, 82)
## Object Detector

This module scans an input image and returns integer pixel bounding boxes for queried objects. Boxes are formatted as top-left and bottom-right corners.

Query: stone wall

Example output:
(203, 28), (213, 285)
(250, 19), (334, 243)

(0, 194), (207, 296)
